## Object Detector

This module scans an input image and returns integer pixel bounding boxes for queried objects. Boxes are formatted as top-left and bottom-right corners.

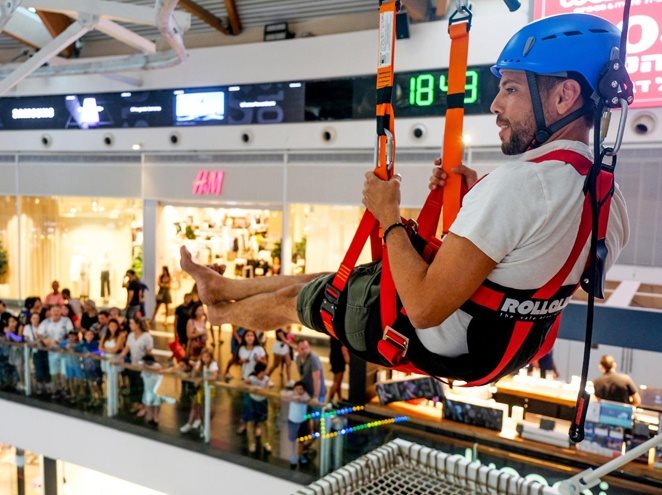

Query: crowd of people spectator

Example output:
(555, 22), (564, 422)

(0, 276), (346, 468)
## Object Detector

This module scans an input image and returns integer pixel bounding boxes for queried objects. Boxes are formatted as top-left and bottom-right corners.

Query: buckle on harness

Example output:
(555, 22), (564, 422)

(382, 326), (409, 358)
(320, 284), (341, 321)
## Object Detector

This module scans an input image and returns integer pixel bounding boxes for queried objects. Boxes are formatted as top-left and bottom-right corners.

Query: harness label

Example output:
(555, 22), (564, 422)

(499, 296), (571, 320)
(378, 11), (394, 68)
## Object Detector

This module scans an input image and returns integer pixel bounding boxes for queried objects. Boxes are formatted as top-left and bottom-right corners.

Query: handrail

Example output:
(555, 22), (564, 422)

(0, 338), (322, 404)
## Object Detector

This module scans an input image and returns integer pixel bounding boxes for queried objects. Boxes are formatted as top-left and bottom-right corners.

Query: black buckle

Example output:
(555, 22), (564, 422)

(320, 284), (341, 321)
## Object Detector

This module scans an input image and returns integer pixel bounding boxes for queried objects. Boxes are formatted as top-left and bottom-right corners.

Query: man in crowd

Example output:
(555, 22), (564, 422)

(124, 269), (143, 320)
(44, 280), (65, 306)
(91, 310), (110, 340)
(592, 354), (641, 407)
(179, 14), (629, 383)
(38, 305), (73, 398)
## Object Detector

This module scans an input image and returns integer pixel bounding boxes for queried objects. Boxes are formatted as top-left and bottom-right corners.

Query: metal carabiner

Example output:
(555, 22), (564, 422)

(604, 98), (628, 157)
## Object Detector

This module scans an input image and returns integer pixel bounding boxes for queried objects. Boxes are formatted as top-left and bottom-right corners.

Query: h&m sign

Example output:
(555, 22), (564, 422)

(192, 169), (225, 196)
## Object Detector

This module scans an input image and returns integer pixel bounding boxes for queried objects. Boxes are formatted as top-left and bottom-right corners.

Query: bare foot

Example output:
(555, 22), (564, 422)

(180, 246), (229, 305)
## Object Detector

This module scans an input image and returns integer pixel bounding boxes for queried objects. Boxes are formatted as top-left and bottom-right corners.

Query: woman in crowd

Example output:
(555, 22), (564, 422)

(151, 266), (172, 324)
(223, 325), (246, 381)
(23, 312), (49, 395)
(116, 316), (154, 416)
(80, 300), (99, 331)
(100, 318), (126, 373)
(0, 316), (20, 390)
(267, 327), (295, 388)
(186, 303), (210, 363)
(236, 329), (267, 435)
(180, 347), (218, 435)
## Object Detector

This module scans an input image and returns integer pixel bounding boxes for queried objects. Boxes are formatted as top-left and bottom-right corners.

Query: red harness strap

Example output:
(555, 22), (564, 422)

(378, 150), (614, 385)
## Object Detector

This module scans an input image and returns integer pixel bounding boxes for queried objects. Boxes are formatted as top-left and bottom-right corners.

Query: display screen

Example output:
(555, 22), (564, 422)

(175, 90), (225, 124)
(0, 65), (496, 131)
(599, 401), (634, 429)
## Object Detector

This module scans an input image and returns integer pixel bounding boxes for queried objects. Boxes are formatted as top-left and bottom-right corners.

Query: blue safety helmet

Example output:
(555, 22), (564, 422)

(491, 13), (621, 94)
(491, 13), (630, 146)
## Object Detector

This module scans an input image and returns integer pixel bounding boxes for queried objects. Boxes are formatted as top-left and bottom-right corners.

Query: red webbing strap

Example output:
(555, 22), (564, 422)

(464, 150), (597, 386)
(320, 0), (399, 339)
(417, 14), (471, 240)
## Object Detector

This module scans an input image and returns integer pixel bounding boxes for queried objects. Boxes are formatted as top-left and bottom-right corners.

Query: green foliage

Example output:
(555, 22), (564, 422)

(131, 246), (143, 279)
(271, 240), (281, 261)
(0, 240), (7, 283)
(185, 225), (197, 240)
(293, 237), (307, 261)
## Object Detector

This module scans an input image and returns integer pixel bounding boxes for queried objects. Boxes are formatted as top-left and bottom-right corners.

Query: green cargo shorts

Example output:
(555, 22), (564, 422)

(296, 261), (382, 353)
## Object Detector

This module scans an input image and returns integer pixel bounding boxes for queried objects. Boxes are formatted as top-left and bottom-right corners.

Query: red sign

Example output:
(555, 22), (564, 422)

(192, 169), (225, 196)
(534, 0), (662, 108)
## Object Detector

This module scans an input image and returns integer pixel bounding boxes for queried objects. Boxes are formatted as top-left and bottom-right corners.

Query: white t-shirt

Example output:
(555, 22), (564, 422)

(272, 340), (290, 356)
(238, 345), (266, 379)
(197, 360), (219, 379)
(126, 332), (154, 365)
(23, 324), (39, 343)
(248, 374), (270, 401)
(416, 140), (629, 357)
(37, 317), (74, 343)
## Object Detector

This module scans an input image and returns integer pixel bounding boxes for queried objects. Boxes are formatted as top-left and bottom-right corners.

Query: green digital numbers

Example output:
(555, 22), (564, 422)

(408, 70), (479, 107)
(409, 74), (435, 106)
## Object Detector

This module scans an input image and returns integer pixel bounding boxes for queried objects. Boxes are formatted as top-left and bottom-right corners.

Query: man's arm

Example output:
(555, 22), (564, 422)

(363, 168), (495, 329)
(311, 369), (321, 400)
(126, 290), (134, 308)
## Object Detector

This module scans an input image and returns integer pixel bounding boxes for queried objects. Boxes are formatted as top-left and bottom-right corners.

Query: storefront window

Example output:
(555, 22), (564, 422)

(20, 196), (142, 307)
(157, 205), (282, 306)
(289, 205), (425, 275)
(0, 196), (19, 301)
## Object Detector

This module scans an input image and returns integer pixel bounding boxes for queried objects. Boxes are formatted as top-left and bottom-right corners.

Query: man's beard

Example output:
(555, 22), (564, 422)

(499, 118), (534, 155)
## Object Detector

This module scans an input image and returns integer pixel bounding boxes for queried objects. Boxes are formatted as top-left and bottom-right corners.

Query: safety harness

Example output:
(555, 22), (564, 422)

(321, 0), (633, 443)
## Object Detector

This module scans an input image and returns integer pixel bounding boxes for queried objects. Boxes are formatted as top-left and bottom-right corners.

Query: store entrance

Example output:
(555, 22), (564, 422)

(156, 203), (283, 319)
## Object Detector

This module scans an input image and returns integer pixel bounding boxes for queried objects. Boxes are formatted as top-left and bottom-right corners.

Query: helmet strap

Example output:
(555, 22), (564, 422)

(525, 71), (587, 149)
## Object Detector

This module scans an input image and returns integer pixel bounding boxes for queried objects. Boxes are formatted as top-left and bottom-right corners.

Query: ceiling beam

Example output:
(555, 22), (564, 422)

(36, 10), (75, 57)
(224, 0), (242, 35)
(178, 0), (229, 35)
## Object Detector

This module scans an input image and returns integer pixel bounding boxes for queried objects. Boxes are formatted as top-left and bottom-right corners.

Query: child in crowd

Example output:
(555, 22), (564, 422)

(283, 381), (310, 468)
(267, 327), (295, 388)
(244, 361), (273, 454)
(140, 354), (174, 426)
(236, 329), (267, 434)
(62, 330), (85, 402)
(76, 329), (103, 407)
(180, 347), (218, 435)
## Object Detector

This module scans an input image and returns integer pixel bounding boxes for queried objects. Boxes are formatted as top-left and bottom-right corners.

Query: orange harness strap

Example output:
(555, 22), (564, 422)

(320, 0), (400, 340)
(417, 7), (472, 240)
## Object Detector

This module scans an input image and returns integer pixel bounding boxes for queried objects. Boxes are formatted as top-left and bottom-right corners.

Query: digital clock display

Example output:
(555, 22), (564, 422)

(0, 65), (496, 131)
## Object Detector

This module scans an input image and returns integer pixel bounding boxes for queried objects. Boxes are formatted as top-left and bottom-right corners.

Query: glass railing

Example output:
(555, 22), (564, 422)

(0, 338), (375, 481)
(1, 338), (658, 494)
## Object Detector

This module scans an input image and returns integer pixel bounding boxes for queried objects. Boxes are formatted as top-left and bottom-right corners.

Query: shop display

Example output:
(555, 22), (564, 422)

(442, 398), (505, 431)
(375, 376), (444, 405)
(159, 205), (283, 304)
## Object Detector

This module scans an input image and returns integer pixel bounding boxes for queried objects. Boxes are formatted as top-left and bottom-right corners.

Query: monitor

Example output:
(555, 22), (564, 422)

(599, 400), (634, 429)
(175, 90), (225, 123)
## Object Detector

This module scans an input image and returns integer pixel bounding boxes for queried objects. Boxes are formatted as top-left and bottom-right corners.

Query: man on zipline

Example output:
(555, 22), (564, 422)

(180, 13), (629, 387)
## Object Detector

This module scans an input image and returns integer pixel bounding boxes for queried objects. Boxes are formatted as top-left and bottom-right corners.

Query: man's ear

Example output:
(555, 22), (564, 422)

(557, 79), (583, 114)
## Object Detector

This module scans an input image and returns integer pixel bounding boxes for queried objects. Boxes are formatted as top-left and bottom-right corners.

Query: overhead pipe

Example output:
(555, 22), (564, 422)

(0, 0), (189, 81)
